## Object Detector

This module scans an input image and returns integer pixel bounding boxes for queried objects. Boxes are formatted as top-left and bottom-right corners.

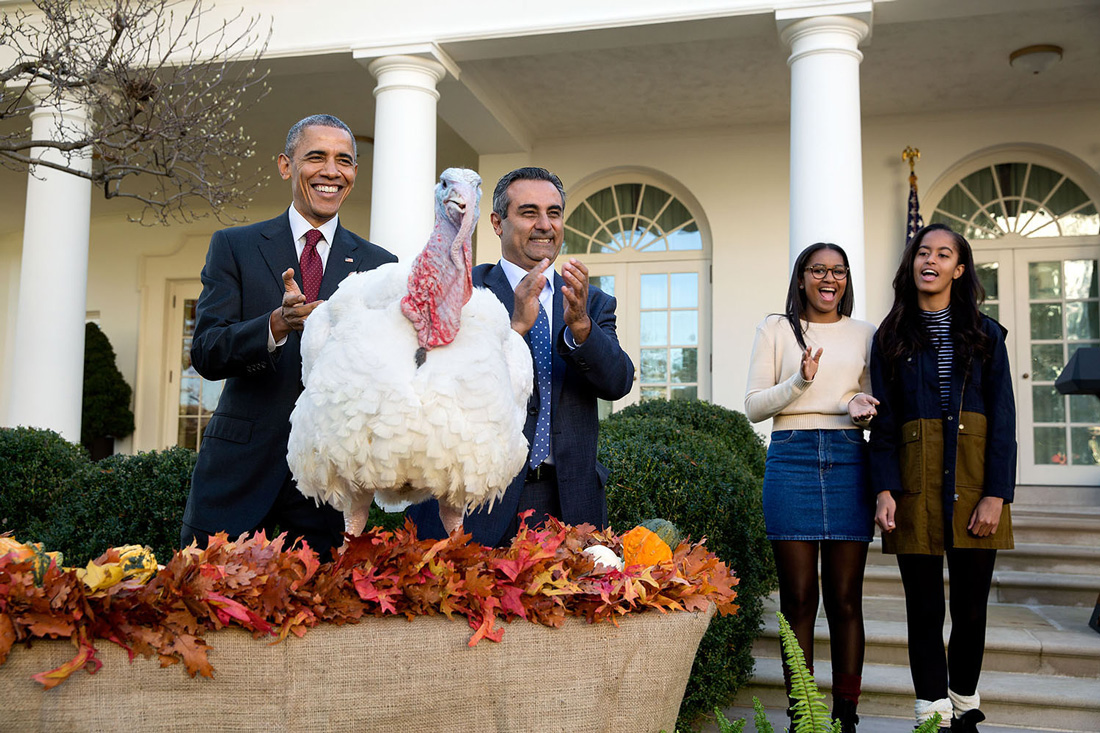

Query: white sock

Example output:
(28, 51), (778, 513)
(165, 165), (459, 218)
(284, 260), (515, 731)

(948, 688), (981, 716)
(915, 697), (953, 726)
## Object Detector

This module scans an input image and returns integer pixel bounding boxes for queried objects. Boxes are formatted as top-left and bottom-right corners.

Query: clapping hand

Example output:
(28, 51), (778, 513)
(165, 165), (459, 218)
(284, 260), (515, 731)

(800, 346), (823, 381)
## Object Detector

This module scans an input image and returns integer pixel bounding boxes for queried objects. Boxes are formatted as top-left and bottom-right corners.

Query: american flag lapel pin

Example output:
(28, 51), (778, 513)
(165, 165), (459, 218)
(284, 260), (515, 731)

(345, 257), (354, 263)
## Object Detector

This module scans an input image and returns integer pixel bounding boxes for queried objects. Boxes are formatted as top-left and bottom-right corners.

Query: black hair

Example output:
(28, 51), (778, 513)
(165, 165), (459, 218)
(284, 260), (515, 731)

(492, 167), (566, 219)
(783, 243), (855, 350)
(284, 114), (356, 159)
(876, 222), (991, 367)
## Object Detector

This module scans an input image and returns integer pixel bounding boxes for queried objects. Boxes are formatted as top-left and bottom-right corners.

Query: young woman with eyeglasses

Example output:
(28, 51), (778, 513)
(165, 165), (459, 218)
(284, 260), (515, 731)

(745, 242), (879, 731)
(869, 224), (1015, 731)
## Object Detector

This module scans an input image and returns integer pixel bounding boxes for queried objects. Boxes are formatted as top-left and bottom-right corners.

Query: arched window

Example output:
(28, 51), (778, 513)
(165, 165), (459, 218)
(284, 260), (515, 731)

(564, 182), (703, 255)
(930, 162), (1099, 240)
(562, 175), (710, 408)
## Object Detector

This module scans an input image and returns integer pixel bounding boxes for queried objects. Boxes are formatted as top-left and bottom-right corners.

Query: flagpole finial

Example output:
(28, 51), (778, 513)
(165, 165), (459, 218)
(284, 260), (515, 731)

(903, 146), (921, 189)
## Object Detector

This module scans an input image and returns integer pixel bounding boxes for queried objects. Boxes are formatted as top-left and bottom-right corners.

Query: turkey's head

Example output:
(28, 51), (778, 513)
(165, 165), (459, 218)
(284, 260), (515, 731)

(400, 168), (482, 360)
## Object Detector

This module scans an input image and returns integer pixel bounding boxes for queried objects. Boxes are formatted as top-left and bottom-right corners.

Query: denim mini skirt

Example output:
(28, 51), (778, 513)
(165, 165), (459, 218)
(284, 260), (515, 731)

(762, 429), (874, 542)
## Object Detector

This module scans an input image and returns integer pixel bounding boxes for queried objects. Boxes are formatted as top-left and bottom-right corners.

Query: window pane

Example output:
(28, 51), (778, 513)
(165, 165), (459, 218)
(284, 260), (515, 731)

(1029, 261), (1062, 299)
(670, 385), (698, 401)
(201, 380), (223, 414)
(935, 185), (981, 222)
(1030, 303), (1063, 340)
(960, 168), (997, 204)
(670, 311), (698, 345)
(640, 387), (666, 402)
(640, 312), (667, 345)
(670, 348), (697, 383)
(565, 205), (600, 239)
(1070, 427), (1100, 466)
(1065, 260), (1098, 299)
(976, 263), (999, 301)
(1030, 344), (1065, 382)
(1047, 178), (1090, 216)
(666, 226), (703, 251)
(615, 184), (642, 220)
(589, 275), (615, 298)
(180, 377), (200, 414)
(1061, 203), (1100, 236)
(655, 197), (692, 233)
(670, 273), (698, 308)
(1033, 426), (1067, 465)
(640, 348), (667, 383)
(980, 303), (999, 321)
(1024, 165), (1062, 202)
(639, 186), (670, 219)
(1065, 302), (1099, 341)
(640, 274), (668, 309)
(1070, 394), (1100, 423)
(178, 417), (198, 451)
(1032, 385), (1065, 423)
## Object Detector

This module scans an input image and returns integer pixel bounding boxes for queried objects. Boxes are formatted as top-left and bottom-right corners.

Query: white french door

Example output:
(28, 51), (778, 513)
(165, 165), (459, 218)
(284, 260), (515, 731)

(977, 246), (1100, 486)
(164, 280), (224, 451)
(585, 259), (711, 415)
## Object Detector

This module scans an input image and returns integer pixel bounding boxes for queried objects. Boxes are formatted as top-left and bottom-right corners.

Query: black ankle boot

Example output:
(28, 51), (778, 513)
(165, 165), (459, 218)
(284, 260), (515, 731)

(832, 698), (859, 733)
(950, 709), (986, 733)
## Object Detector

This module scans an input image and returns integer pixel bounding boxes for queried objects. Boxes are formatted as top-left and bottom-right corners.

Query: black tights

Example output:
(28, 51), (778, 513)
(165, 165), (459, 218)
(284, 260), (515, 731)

(772, 540), (869, 685)
(896, 549), (997, 701)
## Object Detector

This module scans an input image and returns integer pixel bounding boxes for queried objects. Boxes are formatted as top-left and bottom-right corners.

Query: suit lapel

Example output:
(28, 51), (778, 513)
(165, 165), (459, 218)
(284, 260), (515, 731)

(321, 224), (362, 299)
(258, 213), (300, 291)
(481, 263), (516, 319)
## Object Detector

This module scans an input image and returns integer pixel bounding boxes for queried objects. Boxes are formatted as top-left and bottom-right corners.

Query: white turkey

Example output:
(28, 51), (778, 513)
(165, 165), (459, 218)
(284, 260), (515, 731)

(287, 168), (533, 538)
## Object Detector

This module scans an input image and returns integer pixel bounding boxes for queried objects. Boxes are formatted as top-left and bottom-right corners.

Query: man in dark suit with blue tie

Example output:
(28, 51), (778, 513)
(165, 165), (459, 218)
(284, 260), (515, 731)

(181, 114), (397, 559)
(410, 167), (635, 547)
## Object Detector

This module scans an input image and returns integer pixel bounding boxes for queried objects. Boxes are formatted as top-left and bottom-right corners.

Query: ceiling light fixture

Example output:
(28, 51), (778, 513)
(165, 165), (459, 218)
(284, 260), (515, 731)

(1009, 44), (1063, 75)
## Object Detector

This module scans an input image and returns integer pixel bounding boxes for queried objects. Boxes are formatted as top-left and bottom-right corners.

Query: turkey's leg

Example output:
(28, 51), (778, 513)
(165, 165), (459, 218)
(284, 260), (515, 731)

(438, 503), (465, 536)
(343, 494), (374, 536)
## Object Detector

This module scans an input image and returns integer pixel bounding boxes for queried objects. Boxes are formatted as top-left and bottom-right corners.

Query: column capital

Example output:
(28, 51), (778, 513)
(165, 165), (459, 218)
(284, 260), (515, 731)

(777, 5), (872, 63)
(365, 55), (448, 101)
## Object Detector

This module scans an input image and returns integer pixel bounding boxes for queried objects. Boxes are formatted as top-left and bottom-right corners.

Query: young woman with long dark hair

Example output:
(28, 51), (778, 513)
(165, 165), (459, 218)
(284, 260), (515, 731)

(745, 242), (879, 731)
(869, 223), (1016, 731)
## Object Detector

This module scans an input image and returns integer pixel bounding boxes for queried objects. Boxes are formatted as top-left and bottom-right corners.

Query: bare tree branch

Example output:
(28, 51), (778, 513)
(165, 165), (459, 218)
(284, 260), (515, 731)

(0, 0), (271, 224)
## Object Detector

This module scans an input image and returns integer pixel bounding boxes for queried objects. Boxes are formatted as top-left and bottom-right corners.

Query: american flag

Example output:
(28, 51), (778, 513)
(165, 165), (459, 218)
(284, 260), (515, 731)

(906, 172), (923, 243)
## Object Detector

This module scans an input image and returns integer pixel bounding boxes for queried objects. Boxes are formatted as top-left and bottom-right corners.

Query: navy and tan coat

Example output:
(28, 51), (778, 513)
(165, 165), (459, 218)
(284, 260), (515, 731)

(868, 315), (1017, 555)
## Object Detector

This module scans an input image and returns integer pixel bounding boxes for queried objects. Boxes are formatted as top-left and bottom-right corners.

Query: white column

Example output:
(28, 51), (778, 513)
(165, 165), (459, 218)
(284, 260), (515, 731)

(7, 87), (92, 441)
(780, 12), (871, 317)
(367, 55), (446, 262)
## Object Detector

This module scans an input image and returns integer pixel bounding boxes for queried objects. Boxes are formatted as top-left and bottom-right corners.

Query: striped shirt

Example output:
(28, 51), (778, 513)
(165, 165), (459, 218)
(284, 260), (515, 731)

(920, 306), (953, 414)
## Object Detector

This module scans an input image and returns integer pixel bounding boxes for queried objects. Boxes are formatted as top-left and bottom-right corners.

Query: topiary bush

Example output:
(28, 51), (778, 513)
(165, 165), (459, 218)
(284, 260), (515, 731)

(82, 322), (135, 455)
(599, 399), (774, 732)
(0, 427), (88, 540)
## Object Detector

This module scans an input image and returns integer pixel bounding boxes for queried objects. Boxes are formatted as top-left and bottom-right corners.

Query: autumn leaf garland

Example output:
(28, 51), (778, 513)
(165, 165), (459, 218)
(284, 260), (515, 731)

(0, 518), (739, 689)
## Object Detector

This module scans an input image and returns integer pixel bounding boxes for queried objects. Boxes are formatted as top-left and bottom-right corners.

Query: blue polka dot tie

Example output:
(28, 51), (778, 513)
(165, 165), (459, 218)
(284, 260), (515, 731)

(529, 304), (551, 468)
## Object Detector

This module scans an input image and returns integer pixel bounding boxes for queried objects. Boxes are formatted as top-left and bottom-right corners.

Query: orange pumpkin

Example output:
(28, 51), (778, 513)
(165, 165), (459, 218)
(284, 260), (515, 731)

(622, 526), (673, 567)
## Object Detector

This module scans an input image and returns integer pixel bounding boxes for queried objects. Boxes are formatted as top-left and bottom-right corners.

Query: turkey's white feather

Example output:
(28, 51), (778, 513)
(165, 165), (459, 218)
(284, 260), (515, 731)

(287, 261), (533, 519)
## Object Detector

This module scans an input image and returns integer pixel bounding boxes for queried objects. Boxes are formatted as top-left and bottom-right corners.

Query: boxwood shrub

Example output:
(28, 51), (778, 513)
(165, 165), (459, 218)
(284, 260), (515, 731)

(0, 427), (194, 566)
(599, 399), (774, 731)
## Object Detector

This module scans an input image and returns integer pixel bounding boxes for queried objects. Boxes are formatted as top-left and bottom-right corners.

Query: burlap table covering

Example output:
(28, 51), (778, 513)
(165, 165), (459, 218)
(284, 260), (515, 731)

(1, 604), (714, 732)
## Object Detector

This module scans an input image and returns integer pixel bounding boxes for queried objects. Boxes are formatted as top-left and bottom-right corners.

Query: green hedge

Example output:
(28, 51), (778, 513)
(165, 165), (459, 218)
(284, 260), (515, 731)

(0, 428), (194, 566)
(599, 399), (774, 731)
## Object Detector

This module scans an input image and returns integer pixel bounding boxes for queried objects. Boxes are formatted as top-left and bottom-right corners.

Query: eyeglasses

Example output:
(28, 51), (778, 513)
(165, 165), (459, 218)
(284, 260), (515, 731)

(804, 265), (849, 280)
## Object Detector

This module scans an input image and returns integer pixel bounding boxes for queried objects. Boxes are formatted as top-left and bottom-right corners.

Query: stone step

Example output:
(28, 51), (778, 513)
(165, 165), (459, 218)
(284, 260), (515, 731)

(862, 564), (1100, 607)
(752, 598), (1100, 679)
(1009, 511), (1100, 546)
(731, 657), (1100, 732)
(866, 540), (1100, 577)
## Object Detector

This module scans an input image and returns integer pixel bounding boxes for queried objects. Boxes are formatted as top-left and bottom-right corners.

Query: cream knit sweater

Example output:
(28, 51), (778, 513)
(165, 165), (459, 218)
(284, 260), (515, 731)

(744, 314), (875, 431)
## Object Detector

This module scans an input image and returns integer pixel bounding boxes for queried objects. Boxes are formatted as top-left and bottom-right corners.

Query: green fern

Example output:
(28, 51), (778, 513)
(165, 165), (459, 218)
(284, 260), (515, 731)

(751, 697), (773, 732)
(915, 713), (943, 732)
(776, 612), (833, 732)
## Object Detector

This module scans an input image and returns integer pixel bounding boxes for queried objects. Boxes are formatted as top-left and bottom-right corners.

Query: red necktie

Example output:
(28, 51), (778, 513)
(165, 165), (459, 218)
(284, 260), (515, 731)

(301, 229), (323, 302)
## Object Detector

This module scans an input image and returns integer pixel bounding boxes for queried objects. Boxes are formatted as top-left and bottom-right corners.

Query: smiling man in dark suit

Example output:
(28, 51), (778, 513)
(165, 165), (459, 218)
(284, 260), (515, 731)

(410, 166), (635, 547)
(180, 114), (396, 559)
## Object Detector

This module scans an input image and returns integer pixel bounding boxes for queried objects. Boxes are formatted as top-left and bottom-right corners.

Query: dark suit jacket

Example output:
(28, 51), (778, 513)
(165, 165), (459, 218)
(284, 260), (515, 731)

(409, 261), (635, 546)
(182, 211), (397, 536)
